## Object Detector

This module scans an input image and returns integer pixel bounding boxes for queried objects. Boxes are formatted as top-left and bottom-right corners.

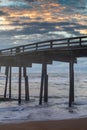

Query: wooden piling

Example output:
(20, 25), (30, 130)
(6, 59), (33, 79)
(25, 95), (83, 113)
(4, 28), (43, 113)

(9, 66), (12, 99)
(39, 64), (44, 105)
(18, 67), (22, 104)
(44, 64), (48, 103)
(25, 76), (29, 101)
(4, 66), (9, 98)
(69, 60), (74, 107)
(44, 74), (48, 102)
(39, 63), (48, 105)
(23, 67), (29, 101)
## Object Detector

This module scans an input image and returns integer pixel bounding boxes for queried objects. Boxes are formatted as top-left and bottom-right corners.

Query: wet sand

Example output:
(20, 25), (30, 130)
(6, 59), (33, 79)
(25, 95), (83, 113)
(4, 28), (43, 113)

(0, 118), (87, 130)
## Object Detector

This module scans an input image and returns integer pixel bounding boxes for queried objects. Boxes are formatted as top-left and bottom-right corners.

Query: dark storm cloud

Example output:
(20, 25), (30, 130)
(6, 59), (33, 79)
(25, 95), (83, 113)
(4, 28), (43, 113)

(0, 10), (8, 16)
(6, 17), (85, 36)
(0, 20), (83, 37)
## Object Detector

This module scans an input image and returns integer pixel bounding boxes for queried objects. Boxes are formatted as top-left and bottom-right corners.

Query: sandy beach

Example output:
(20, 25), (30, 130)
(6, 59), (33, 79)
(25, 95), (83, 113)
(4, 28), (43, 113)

(0, 118), (87, 130)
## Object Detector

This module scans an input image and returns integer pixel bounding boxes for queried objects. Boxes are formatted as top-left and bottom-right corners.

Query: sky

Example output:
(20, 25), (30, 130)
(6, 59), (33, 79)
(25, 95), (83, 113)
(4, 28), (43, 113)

(0, 0), (87, 49)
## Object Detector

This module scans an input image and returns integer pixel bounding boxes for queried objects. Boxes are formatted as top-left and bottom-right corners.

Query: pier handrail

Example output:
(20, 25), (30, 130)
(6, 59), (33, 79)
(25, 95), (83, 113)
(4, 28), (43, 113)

(0, 36), (87, 56)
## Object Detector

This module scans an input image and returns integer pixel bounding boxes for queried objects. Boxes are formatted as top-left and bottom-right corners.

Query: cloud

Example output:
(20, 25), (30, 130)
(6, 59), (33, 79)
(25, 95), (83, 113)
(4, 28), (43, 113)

(0, 0), (86, 45)
(0, 20), (83, 38)
(0, 10), (8, 16)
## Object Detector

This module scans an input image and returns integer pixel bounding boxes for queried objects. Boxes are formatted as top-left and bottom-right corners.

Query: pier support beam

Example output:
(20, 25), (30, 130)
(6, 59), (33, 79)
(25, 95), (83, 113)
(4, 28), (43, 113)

(23, 67), (29, 101)
(4, 66), (9, 98)
(9, 66), (12, 99)
(39, 64), (44, 105)
(39, 63), (48, 105)
(18, 67), (22, 104)
(44, 64), (48, 103)
(69, 60), (74, 107)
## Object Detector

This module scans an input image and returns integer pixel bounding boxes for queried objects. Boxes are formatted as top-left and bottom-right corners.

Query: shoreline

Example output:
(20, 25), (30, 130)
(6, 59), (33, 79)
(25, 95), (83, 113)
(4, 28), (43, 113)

(0, 118), (87, 130)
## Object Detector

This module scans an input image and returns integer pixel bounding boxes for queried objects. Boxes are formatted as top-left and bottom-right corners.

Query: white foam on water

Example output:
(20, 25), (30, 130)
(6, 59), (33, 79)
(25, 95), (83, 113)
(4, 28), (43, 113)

(0, 98), (87, 123)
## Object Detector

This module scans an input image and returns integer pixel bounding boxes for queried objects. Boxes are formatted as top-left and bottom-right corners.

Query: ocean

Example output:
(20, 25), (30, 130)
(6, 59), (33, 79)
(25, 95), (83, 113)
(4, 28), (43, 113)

(0, 58), (87, 123)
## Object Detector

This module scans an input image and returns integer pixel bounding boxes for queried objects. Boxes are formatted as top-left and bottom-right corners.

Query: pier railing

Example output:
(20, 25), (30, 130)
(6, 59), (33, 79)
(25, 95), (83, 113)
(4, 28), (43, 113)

(0, 36), (87, 56)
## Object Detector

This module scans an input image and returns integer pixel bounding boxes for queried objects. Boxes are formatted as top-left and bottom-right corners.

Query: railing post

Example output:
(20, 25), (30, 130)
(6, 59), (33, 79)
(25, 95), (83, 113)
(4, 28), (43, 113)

(23, 46), (24, 52)
(50, 41), (53, 49)
(16, 47), (20, 53)
(79, 37), (82, 46)
(36, 43), (38, 51)
(11, 49), (12, 55)
(68, 39), (70, 47)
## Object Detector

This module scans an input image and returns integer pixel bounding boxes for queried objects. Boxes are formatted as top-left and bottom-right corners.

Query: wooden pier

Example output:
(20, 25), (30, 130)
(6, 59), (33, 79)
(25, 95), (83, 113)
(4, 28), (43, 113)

(0, 36), (87, 107)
